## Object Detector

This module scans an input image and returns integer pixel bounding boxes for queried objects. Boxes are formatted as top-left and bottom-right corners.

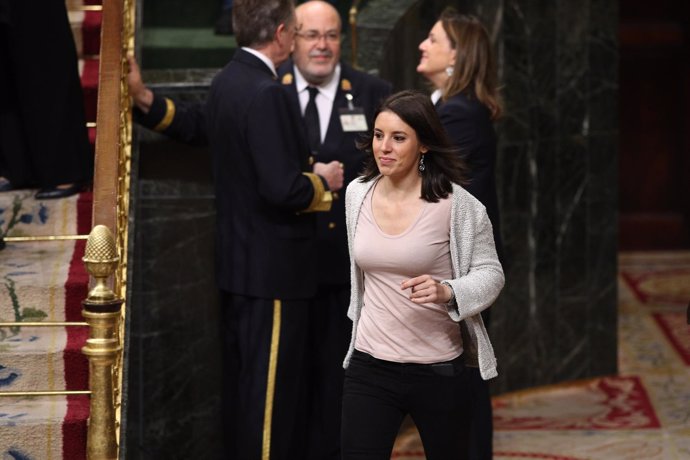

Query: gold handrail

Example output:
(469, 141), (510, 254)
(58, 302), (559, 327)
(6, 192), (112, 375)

(0, 322), (88, 327)
(82, 0), (135, 455)
(349, 0), (362, 68)
(0, 391), (91, 397)
(4, 235), (89, 242)
(71, 5), (103, 12)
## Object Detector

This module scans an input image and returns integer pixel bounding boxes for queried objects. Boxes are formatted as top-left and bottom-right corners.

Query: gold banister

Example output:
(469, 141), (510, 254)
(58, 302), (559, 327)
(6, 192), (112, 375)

(93, 0), (125, 233)
(0, 322), (88, 327)
(3, 235), (89, 242)
(84, 0), (135, 456)
(82, 224), (122, 459)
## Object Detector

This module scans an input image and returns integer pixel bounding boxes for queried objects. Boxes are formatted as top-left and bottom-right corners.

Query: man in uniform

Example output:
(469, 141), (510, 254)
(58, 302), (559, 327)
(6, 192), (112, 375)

(135, 1), (343, 458)
(277, 2), (390, 458)
(127, 1), (388, 457)
(209, 1), (347, 458)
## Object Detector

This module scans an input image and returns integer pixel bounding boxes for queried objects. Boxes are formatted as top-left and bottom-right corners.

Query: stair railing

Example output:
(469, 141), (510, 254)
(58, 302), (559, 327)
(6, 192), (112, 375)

(82, 0), (136, 457)
(0, 0), (133, 457)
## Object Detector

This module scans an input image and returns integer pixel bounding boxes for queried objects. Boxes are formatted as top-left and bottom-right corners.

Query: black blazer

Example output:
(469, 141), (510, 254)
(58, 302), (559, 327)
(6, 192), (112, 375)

(133, 58), (391, 287)
(437, 93), (504, 262)
(134, 97), (208, 146)
(278, 61), (391, 284)
(206, 49), (325, 299)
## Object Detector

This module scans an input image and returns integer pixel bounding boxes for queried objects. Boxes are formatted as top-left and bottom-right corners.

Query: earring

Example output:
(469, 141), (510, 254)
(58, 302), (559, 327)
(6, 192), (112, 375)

(418, 155), (426, 173)
(446, 66), (454, 77)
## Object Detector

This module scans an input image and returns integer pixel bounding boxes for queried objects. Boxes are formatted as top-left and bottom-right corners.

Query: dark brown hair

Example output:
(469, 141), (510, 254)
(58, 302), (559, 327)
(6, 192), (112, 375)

(233, 0), (295, 48)
(440, 8), (503, 120)
(357, 90), (468, 202)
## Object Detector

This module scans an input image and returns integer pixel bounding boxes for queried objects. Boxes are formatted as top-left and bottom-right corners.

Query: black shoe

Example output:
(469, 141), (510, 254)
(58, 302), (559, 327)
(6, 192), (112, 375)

(35, 183), (84, 200)
(214, 8), (233, 35)
(0, 177), (13, 192)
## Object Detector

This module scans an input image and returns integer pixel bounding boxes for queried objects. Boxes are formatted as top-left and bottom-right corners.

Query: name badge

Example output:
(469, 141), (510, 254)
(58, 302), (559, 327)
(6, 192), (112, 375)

(339, 107), (368, 132)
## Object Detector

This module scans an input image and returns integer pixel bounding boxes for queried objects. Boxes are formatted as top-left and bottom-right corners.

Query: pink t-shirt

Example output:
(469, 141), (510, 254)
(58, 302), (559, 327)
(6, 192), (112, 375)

(353, 183), (463, 363)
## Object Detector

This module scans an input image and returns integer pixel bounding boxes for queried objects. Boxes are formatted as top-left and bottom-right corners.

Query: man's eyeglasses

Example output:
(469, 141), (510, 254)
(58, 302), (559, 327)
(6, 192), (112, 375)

(295, 31), (341, 43)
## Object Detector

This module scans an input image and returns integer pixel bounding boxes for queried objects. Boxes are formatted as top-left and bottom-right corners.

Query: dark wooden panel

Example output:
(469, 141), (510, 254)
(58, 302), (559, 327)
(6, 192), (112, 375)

(619, 0), (690, 250)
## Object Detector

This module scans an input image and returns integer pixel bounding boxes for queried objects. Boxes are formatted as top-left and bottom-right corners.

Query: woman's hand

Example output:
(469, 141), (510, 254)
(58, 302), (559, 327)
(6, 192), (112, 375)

(401, 275), (453, 304)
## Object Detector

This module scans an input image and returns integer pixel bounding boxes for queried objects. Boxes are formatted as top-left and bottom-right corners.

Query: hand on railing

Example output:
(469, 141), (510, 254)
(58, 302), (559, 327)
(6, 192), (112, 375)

(126, 55), (154, 114)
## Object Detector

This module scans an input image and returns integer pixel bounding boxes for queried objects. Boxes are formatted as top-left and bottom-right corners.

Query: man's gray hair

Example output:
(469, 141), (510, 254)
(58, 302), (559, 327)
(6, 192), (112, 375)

(233, 0), (295, 48)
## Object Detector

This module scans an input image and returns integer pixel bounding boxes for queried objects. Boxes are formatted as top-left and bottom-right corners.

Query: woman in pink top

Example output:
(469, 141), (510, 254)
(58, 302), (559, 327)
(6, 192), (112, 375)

(341, 91), (504, 460)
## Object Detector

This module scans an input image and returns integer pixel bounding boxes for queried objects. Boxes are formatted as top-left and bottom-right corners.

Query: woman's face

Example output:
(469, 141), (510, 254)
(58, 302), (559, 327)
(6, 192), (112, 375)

(372, 110), (427, 181)
(417, 21), (456, 88)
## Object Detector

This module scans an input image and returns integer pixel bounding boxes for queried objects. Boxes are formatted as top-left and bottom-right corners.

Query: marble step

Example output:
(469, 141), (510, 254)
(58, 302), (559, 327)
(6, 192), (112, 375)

(0, 326), (89, 393)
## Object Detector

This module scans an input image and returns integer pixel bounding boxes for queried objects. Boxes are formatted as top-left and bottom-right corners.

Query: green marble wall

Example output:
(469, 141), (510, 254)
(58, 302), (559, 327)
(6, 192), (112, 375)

(357, 0), (619, 395)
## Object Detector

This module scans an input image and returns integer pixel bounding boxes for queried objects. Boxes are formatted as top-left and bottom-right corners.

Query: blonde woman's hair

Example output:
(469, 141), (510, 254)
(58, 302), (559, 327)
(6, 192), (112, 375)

(440, 8), (503, 120)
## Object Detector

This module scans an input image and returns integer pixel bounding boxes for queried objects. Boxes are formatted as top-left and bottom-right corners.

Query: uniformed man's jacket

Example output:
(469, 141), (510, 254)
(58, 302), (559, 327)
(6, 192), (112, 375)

(278, 60), (391, 285)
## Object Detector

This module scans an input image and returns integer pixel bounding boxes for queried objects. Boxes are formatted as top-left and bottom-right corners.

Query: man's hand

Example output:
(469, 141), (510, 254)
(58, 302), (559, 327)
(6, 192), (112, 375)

(313, 161), (344, 192)
(127, 55), (154, 114)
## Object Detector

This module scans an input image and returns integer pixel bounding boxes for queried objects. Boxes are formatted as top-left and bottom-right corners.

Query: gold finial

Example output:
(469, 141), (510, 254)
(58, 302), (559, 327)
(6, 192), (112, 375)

(83, 225), (119, 303)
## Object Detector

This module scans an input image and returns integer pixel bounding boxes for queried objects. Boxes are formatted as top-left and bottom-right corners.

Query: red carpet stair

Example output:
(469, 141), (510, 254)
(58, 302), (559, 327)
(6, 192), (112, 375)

(0, 1), (101, 458)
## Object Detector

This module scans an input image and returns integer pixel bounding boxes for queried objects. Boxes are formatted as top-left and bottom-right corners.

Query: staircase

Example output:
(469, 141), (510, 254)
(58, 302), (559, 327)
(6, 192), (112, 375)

(0, 192), (91, 458)
(0, 0), (132, 458)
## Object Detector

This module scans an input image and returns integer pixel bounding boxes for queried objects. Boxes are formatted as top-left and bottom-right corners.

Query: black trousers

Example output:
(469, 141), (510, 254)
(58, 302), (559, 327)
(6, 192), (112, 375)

(341, 350), (472, 460)
(469, 309), (493, 460)
(219, 292), (310, 460)
(468, 367), (493, 460)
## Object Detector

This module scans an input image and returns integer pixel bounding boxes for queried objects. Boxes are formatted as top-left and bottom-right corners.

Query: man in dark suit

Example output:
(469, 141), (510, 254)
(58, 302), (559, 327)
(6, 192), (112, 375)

(133, 1), (343, 459)
(276, 2), (390, 458)
(208, 1), (346, 459)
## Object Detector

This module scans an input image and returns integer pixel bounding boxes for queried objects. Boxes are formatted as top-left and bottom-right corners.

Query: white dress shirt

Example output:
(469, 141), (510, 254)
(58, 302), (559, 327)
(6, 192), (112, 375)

(294, 64), (341, 143)
(431, 88), (443, 105)
(241, 47), (277, 77)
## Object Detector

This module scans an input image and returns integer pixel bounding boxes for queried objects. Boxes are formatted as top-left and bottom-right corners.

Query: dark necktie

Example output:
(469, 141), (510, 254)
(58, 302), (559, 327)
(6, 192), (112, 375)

(304, 86), (321, 154)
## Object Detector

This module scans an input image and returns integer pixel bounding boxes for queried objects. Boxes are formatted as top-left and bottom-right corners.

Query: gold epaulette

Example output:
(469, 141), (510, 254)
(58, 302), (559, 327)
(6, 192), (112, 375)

(153, 98), (176, 132)
(301, 172), (333, 212)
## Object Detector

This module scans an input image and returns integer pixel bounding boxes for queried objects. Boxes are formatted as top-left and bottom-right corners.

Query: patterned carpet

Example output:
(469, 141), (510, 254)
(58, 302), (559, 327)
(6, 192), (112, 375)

(392, 252), (690, 459)
(0, 190), (91, 459)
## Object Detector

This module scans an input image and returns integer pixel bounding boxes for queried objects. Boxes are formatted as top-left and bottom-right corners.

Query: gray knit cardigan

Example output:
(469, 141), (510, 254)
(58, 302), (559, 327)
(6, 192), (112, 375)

(343, 177), (505, 380)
